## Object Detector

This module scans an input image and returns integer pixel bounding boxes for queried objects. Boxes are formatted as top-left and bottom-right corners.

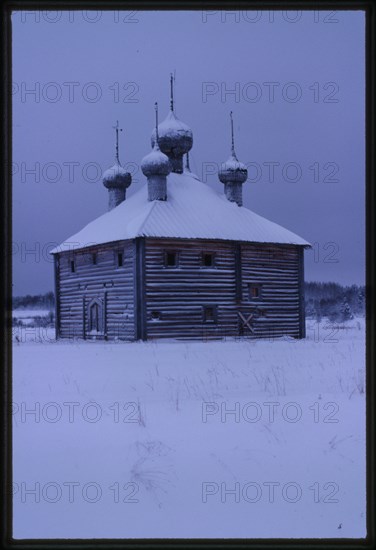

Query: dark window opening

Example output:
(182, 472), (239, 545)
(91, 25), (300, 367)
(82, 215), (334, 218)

(248, 283), (262, 300)
(203, 253), (215, 267)
(165, 252), (177, 267)
(70, 260), (75, 273)
(117, 253), (123, 267)
(151, 311), (161, 321)
(203, 306), (217, 323)
(92, 253), (97, 265)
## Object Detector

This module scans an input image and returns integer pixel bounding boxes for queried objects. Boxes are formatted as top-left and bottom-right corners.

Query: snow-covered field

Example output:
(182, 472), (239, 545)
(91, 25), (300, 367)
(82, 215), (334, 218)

(12, 318), (366, 539)
(12, 309), (51, 318)
(12, 309), (52, 326)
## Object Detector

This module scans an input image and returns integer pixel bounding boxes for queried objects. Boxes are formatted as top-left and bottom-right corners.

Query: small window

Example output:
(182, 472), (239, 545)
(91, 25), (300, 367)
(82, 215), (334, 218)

(165, 252), (177, 267)
(248, 283), (262, 300)
(70, 260), (75, 273)
(92, 253), (97, 265)
(251, 287), (259, 298)
(151, 311), (161, 321)
(203, 306), (217, 323)
(202, 253), (215, 267)
(117, 253), (123, 267)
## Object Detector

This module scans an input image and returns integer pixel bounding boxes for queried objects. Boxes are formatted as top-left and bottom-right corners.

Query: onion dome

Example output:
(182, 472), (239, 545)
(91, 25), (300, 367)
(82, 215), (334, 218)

(151, 109), (193, 157)
(149, 74), (193, 173)
(103, 162), (131, 189)
(218, 112), (248, 207)
(141, 102), (172, 178)
(141, 145), (171, 177)
(102, 121), (132, 210)
(218, 112), (248, 185)
(218, 154), (248, 185)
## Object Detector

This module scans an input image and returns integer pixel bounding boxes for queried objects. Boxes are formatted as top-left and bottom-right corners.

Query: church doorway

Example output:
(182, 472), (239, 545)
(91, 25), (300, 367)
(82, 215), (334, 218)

(87, 298), (104, 336)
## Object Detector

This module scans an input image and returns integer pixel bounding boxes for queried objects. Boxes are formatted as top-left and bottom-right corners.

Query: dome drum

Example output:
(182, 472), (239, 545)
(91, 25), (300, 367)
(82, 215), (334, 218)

(147, 175), (167, 201)
(224, 182), (243, 207)
(108, 187), (126, 210)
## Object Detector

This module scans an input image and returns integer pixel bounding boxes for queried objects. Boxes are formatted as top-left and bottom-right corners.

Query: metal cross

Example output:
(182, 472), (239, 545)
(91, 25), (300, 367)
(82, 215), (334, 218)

(230, 111), (235, 154)
(170, 72), (174, 112)
(154, 102), (159, 143)
(112, 120), (123, 164)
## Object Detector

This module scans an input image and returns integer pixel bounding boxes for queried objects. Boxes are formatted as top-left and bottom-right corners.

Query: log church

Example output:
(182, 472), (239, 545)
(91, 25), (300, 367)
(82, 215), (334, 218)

(51, 78), (310, 341)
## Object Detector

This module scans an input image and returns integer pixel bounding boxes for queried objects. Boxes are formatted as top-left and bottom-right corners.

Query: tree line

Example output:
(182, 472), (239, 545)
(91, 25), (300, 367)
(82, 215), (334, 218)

(305, 281), (365, 322)
(12, 291), (55, 310)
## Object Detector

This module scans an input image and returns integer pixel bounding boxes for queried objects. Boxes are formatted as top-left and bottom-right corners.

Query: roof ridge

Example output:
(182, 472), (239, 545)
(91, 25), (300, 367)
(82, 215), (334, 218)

(135, 195), (158, 235)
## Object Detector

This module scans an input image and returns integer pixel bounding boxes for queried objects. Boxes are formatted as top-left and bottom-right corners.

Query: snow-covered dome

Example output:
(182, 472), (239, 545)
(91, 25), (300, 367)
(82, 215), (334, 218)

(218, 153), (248, 185)
(151, 110), (193, 156)
(218, 111), (248, 187)
(103, 163), (132, 189)
(141, 143), (172, 177)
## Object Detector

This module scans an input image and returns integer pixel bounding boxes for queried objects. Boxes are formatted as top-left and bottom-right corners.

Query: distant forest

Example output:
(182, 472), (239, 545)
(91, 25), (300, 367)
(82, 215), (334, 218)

(12, 291), (55, 310)
(305, 282), (365, 322)
(13, 283), (365, 323)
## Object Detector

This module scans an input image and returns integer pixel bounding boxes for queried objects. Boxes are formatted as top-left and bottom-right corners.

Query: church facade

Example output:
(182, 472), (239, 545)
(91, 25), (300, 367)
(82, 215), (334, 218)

(51, 81), (310, 341)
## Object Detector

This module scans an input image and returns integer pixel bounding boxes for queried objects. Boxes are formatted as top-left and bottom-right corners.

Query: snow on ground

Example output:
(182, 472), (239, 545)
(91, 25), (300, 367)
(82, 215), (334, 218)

(12, 309), (51, 320)
(12, 309), (51, 318)
(12, 318), (366, 539)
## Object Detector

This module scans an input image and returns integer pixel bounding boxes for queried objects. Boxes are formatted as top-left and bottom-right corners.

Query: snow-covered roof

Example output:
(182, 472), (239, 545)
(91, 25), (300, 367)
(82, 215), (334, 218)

(51, 172), (310, 254)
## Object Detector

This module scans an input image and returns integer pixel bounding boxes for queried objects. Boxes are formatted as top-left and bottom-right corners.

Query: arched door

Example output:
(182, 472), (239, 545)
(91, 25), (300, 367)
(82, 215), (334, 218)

(88, 299), (103, 334)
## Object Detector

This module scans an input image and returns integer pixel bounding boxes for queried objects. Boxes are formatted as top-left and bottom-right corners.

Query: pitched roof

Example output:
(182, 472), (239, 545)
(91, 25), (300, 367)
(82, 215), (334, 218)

(51, 172), (310, 253)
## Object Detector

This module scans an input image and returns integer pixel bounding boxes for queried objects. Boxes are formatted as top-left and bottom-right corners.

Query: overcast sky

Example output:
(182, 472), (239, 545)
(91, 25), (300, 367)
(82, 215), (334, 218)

(12, 9), (365, 295)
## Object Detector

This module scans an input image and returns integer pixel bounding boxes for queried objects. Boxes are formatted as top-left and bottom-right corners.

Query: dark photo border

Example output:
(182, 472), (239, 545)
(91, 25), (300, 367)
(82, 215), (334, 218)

(1, 0), (374, 548)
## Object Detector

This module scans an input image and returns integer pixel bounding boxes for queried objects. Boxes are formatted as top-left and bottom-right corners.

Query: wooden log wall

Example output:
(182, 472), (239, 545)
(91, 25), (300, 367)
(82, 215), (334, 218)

(55, 236), (306, 341)
(55, 240), (135, 340)
(144, 238), (305, 340)
(240, 243), (300, 339)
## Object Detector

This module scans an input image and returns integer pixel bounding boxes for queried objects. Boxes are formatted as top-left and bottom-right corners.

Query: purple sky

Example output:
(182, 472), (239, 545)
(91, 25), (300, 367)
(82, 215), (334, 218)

(12, 10), (365, 295)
